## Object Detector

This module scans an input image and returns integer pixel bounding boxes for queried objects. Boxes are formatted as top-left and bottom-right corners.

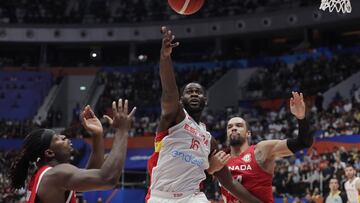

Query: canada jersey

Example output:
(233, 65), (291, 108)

(345, 177), (360, 203)
(26, 165), (76, 203)
(220, 145), (273, 203)
(147, 109), (211, 196)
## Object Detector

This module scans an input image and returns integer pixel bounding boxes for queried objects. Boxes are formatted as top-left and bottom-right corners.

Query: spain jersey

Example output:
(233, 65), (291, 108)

(26, 165), (76, 203)
(345, 177), (360, 203)
(221, 145), (273, 203)
(146, 109), (211, 201)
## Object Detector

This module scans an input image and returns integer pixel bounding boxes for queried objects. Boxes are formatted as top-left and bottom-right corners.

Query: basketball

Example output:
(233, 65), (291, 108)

(168, 0), (205, 15)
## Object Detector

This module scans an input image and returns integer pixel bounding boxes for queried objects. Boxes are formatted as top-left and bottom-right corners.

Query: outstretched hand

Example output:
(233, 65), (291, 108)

(208, 150), (231, 174)
(160, 26), (179, 58)
(290, 92), (305, 119)
(103, 99), (136, 131)
(81, 105), (103, 136)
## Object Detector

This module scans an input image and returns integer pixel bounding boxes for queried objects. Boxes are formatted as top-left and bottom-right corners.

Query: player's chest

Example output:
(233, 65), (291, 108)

(227, 153), (255, 175)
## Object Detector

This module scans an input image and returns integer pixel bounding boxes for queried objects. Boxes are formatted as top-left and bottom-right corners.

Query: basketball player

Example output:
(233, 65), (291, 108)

(10, 99), (136, 203)
(145, 26), (261, 203)
(344, 164), (360, 203)
(217, 91), (314, 203)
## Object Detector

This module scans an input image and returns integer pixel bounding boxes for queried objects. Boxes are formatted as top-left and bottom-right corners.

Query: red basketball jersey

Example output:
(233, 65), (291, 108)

(26, 165), (76, 203)
(220, 145), (273, 203)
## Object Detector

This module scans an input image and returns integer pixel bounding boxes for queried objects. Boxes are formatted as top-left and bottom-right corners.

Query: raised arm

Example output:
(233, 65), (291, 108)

(255, 92), (313, 164)
(80, 105), (104, 169)
(48, 99), (136, 192)
(157, 26), (185, 132)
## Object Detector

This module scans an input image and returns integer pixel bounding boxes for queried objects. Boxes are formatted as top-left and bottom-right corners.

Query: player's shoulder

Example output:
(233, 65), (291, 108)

(45, 164), (79, 178)
(355, 177), (360, 186)
(38, 164), (77, 190)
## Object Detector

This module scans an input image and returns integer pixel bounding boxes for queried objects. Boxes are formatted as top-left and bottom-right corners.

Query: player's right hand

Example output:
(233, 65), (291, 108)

(160, 26), (179, 58)
(80, 105), (103, 136)
(103, 99), (136, 131)
(207, 150), (231, 174)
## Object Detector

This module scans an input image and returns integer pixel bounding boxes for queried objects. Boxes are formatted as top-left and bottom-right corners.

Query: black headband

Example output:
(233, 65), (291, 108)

(39, 129), (56, 159)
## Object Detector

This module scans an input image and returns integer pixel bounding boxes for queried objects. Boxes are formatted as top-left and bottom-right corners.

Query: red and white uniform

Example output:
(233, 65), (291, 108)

(221, 145), (273, 203)
(26, 165), (76, 203)
(146, 110), (211, 202)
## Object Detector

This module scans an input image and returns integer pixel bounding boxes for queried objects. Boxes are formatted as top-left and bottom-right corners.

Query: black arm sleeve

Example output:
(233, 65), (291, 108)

(286, 117), (314, 153)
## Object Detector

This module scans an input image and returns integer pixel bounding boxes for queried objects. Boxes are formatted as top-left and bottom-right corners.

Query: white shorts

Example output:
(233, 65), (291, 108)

(147, 190), (209, 203)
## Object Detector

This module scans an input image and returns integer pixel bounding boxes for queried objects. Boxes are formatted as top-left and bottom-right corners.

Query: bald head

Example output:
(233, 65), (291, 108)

(227, 117), (250, 146)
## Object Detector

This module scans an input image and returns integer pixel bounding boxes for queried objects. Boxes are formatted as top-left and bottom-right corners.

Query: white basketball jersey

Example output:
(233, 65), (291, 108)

(150, 109), (211, 193)
(345, 177), (360, 203)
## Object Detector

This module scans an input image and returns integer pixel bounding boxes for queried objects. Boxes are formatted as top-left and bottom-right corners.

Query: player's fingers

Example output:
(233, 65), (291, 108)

(170, 42), (180, 48)
(160, 26), (167, 34)
(294, 91), (299, 98)
(112, 101), (117, 115)
(124, 99), (128, 114)
(216, 151), (225, 158)
(103, 115), (113, 125)
(88, 105), (96, 118)
(222, 154), (231, 163)
(211, 149), (217, 156)
(118, 98), (123, 113)
(300, 92), (304, 100)
(128, 107), (137, 118)
(220, 152), (228, 160)
(80, 110), (86, 124)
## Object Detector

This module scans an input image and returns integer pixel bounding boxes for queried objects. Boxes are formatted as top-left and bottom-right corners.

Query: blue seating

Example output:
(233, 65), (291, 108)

(0, 71), (52, 121)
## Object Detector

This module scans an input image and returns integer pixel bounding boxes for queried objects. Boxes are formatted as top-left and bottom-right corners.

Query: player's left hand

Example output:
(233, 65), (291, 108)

(81, 105), (103, 136)
(290, 91), (305, 119)
(207, 150), (231, 175)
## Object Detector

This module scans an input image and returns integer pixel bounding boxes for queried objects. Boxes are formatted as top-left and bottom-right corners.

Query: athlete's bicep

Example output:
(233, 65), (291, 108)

(257, 140), (293, 159)
(49, 164), (117, 192)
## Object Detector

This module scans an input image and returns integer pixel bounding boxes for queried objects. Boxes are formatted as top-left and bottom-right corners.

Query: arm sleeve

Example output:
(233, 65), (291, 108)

(286, 118), (314, 153)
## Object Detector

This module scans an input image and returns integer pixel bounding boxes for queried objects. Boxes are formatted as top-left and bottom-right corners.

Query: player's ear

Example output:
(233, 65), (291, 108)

(44, 149), (55, 159)
(246, 131), (251, 139)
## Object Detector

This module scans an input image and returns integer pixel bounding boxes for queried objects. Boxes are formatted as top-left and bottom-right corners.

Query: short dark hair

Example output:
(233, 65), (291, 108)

(345, 163), (355, 169)
(329, 178), (339, 183)
(180, 82), (206, 96)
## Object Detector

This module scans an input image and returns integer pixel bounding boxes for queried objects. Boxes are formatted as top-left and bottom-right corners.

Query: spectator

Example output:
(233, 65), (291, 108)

(325, 178), (347, 203)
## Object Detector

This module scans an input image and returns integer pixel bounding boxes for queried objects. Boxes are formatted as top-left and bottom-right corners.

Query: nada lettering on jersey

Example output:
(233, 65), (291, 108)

(228, 164), (252, 171)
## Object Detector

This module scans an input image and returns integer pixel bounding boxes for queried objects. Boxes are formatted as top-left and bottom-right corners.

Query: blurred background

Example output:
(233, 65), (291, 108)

(0, 0), (359, 202)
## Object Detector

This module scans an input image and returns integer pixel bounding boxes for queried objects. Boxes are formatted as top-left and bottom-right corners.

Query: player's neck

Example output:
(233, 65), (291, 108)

(189, 112), (202, 124)
(230, 144), (249, 156)
(330, 190), (339, 195)
(41, 159), (61, 167)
